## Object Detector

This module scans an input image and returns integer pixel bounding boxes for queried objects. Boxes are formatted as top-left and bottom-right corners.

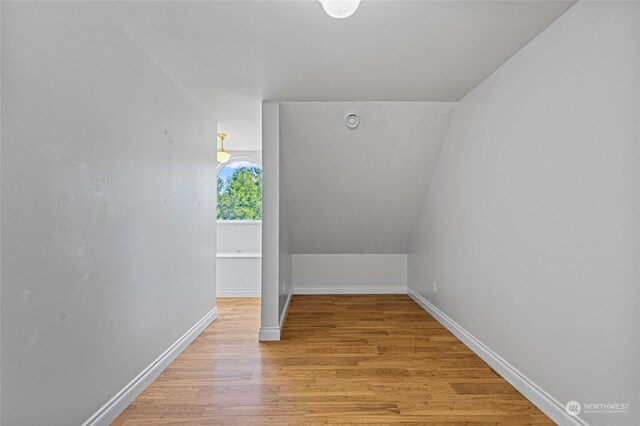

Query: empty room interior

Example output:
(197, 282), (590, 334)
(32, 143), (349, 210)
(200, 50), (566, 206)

(2, 1), (639, 425)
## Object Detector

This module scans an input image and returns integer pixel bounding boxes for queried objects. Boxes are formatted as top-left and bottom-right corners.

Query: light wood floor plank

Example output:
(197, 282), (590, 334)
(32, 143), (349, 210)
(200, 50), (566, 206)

(113, 295), (553, 425)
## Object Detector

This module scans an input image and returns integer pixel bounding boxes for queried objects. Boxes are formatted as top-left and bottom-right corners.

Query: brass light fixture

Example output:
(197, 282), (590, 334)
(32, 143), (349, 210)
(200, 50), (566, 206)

(217, 132), (231, 163)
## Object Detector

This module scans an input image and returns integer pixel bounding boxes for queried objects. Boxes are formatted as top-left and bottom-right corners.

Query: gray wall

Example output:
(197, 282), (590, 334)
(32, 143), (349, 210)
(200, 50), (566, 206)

(279, 102), (453, 254)
(408, 2), (640, 425)
(217, 221), (261, 255)
(260, 102), (284, 338)
(1, 3), (217, 424)
(275, 102), (452, 296)
(279, 134), (292, 316)
(293, 254), (406, 294)
(260, 101), (293, 338)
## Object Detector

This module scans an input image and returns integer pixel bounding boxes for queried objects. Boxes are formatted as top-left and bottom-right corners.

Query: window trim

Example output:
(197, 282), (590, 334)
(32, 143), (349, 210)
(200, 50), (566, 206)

(216, 154), (263, 223)
(217, 220), (262, 225)
(216, 155), (262, 172)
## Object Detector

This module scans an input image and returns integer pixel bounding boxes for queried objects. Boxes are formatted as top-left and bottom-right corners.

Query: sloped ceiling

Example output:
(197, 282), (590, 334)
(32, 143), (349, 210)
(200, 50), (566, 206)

(101, 1), (575, 150)
(280, 102), (454, 254)
(97, 1), (575, 253)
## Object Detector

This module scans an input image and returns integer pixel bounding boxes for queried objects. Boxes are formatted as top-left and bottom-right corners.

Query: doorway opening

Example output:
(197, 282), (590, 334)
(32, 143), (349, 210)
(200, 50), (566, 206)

(216, 157), (262, 298)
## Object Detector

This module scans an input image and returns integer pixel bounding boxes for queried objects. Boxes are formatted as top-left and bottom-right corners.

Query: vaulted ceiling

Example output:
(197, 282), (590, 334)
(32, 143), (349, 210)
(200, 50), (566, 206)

(280, 102), (454, 253)
(101, 1), (574, 151)
(100, 1), (575, 253)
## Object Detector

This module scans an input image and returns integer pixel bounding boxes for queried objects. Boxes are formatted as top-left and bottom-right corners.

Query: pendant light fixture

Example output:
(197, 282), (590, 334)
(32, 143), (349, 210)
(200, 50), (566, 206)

(318, 0), (362, 19)
(217, 132), (231, 163)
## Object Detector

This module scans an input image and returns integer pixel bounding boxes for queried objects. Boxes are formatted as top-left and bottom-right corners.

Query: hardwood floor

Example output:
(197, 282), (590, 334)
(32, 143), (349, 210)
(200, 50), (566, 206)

(114, 295), (553, 425)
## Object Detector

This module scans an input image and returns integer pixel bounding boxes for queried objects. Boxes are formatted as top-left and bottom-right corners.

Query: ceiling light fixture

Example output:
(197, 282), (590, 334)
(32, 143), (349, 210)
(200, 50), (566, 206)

(318, 0), (362, 19)
(217, 132), (231, 163)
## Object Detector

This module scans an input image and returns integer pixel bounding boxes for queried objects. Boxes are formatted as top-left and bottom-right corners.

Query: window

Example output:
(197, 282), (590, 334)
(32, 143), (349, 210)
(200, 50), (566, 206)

(217, 160), (262, 221)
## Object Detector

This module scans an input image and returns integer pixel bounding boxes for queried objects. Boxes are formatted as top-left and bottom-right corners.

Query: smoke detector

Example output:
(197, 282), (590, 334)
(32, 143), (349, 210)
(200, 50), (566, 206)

(345, 113), (360, 129)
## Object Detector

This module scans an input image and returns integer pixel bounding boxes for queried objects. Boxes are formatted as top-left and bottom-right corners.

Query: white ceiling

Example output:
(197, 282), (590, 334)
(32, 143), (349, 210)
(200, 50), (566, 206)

(101, 1), (574, 151)
(280, 102), (454, 254)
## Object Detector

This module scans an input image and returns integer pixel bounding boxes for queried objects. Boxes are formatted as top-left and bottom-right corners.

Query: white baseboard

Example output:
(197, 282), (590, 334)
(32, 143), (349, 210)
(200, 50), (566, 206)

(258, 326), (281, 341)
(217, 289), (261, 297)
(293, 285), (407, 295)
(82, 306), (218, 426)
(406, 287), (587, 426)
(279, 291), (292, 335)
(259, 292), (292, 341)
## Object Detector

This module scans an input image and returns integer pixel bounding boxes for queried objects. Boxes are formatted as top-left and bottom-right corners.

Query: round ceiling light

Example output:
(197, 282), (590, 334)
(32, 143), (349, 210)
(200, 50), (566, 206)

(318, 0), (362, 19)
(345, 113), (360, 129)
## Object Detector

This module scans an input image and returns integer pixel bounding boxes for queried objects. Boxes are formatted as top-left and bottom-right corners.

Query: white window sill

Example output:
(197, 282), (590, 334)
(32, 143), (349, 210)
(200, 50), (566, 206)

(217, 220), (262, 225)
(217, 252), (261, 258)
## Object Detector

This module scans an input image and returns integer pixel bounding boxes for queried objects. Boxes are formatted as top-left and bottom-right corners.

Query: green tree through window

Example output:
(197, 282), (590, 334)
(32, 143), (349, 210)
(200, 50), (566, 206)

(217, 162), (262, 220)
